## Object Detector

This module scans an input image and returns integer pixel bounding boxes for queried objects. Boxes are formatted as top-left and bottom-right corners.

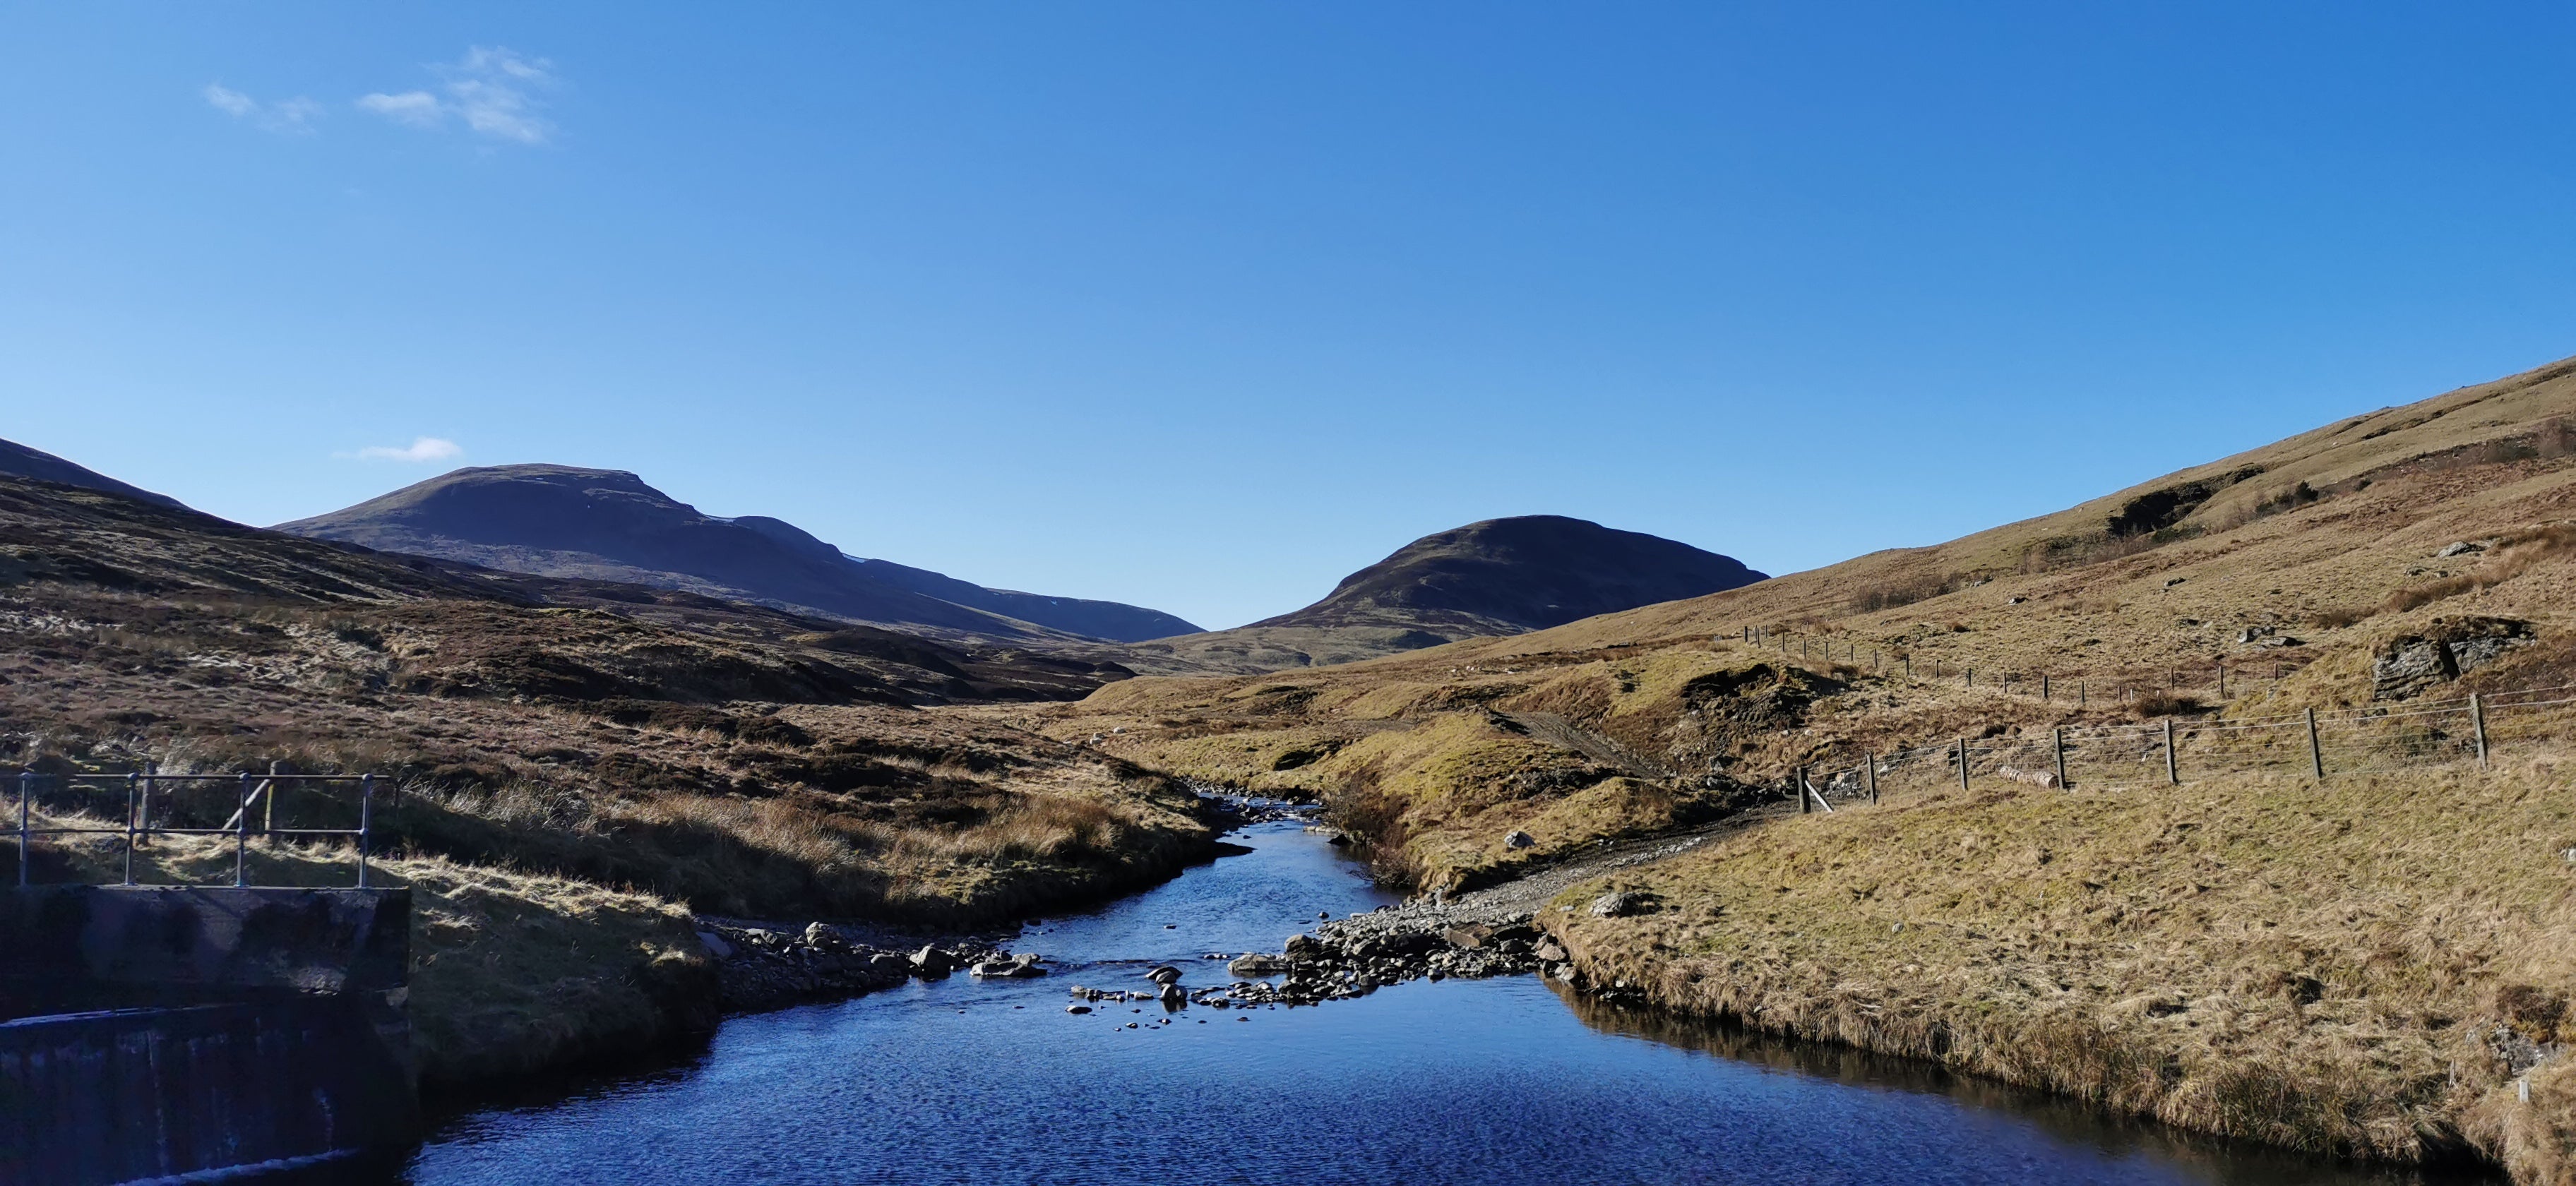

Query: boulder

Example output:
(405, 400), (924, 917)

(1145, 964), (1182, 985)
(1504, 830), (1537, 849)
(2372, 616), (2534, 700)
(1284, 933), (1322, 959)
(801, 921), (842, 950)
(1158, 983), (1188, 1005)
(695, 930), (735, 959)
(1534, 940), (1568, 962)
(1590, 890), (1652, 918)
(1228, 954), (1292, 977)
(910, 945), (960, 977)
(1441, 924), (1494, 950)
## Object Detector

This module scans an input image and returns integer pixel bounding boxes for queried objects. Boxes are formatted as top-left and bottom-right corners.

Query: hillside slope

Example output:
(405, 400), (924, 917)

(0, 475), (1209, 1084)
(0, 437), (187, 510)
(1026, 352), (2576, 1178)
(1122, 515), (1765, 673)
(275, 465), (1201, 644)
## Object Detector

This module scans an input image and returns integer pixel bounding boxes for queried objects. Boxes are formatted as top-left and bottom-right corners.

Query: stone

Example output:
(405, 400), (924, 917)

(1227, 953), (1292, 977)
(970, 958), (1047, 978)
(867, 954), (910, 978)
(1441, 924), (1493, 950)
(801, 921), (841, 949)
(1284, 933), (1321, 959)
(2372, 640), (2452, 700)
(1504, 830), (1537, 850)
(1534, 940), (1567, 962)
(2372, 617), (2534, 700)
(695, 930), (734, 959)
(910, 945), (960, 976)
(1067, 1005), (1092, 1014)
(1158, 983), (1187, 1005)
(1590, 890), (1651, 918)
(1145, 964), (1182, 985)
(2438, 541), (2486, 558)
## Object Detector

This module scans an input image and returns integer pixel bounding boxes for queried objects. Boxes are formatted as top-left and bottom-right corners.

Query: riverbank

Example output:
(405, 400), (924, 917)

(398, 813), (2447, 1186)
(1534, 762), (2574, 1182)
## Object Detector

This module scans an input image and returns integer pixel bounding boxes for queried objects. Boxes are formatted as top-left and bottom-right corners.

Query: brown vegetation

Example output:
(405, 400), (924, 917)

(0, 477), (1216, 1085)
(1025, 350), (2576, 1179)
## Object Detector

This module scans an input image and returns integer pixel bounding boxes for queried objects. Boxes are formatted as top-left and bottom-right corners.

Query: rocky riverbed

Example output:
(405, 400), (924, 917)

(700, 794), (1769, 1017)
(697, 918), (1008, 1012)
(1063, 813), (1787, 1010)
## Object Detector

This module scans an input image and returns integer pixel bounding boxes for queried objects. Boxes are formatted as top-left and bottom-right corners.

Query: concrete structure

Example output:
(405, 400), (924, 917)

(0, 886), (415, 1185)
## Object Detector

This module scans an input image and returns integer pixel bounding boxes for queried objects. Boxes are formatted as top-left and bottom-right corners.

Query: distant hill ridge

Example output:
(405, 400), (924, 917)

(274, 465), (1202, 644)
(0, 438), (189, 510)
(1258, 514), (1767, 635)
(1122, 515), (1767, 673)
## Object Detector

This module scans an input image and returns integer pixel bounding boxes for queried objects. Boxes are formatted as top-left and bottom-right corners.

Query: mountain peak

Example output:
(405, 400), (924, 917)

(1265, 514), (1766, 636)
(274, 464), (1202, 644)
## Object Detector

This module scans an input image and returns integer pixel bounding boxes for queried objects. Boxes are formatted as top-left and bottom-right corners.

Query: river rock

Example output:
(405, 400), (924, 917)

(1158, 983), (1187, 1005)
(802, 921), (843, 950)
(1534, 940), (1567, 962)
(1067, 1005), (1092, 1014)
(911, 945), (961, 977)
(695, 930), (735, 959)
(1146, 964), (1182, 985)
(1441, 924), (1493, 950)
(1228, 953), (1292, 977)
(1284, 933), (1322, 959)
(971, 956), (1048, 978)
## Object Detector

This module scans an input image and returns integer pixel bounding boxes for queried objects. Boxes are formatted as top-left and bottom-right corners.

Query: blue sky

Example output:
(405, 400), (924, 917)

(4, 4), (2574, 630)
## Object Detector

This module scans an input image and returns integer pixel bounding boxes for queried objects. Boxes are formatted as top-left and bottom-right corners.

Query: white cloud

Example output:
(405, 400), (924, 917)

(357, 47), (557, 145)
(345, 437), (464, 463)
(203, 83), (256, 116)
(204, 83), (321, 133)
(356, 90), (442, 127)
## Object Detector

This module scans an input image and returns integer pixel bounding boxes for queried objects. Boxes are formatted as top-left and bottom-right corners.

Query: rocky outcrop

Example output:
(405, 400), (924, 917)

(2372, 616), (2535, 700)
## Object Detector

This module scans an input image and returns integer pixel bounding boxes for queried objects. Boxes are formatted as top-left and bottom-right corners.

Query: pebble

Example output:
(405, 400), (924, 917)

(1068, 1005), (1091, 1014)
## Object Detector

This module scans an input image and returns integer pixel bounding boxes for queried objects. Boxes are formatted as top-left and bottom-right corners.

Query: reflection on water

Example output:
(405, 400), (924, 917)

(275, 818), (2494, 1185)
(1558, 992), (2490, 1186)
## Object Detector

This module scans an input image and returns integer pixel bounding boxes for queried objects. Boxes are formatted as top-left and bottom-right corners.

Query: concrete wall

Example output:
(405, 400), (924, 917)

(0, 1000), (415, 1185)
(0, 887), (415, 1185)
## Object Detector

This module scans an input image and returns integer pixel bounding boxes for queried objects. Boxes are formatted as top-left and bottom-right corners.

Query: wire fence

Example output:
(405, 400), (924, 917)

(1729, 625), (2321, 709)
(1779, 684), (2576, 813)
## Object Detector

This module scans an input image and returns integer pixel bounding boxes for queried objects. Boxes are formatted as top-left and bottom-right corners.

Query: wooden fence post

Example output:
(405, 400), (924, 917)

(2471, 693), (2488, 769)
(2053, 727), (2066, 789)
(2217, 662), (2226, 699)
(2042, 673), (2050, 702)
(2164, 719), (2179, 785)
(1867, 755), (1879, 805)
(2306, 707), (2323, 778)
(1798, 765), (1810, 814)
(1957, 738), (1969, 790)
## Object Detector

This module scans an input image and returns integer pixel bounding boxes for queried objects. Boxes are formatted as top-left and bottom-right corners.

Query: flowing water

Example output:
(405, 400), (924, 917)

(348, 820), (2482, 1185)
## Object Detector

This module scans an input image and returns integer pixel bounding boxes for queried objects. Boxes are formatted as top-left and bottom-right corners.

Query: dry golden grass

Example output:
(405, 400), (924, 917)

(30, 816), (710, 1088)
(1005, 353), (2576, 1178)
(1544, 760), (2576, 1170)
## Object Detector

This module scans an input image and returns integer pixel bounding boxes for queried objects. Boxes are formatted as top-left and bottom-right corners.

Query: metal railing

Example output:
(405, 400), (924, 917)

(12, 769), (378, 889)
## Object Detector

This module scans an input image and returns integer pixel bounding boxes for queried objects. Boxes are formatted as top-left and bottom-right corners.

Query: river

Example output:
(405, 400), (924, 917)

(345, 817), (2481, 1185)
